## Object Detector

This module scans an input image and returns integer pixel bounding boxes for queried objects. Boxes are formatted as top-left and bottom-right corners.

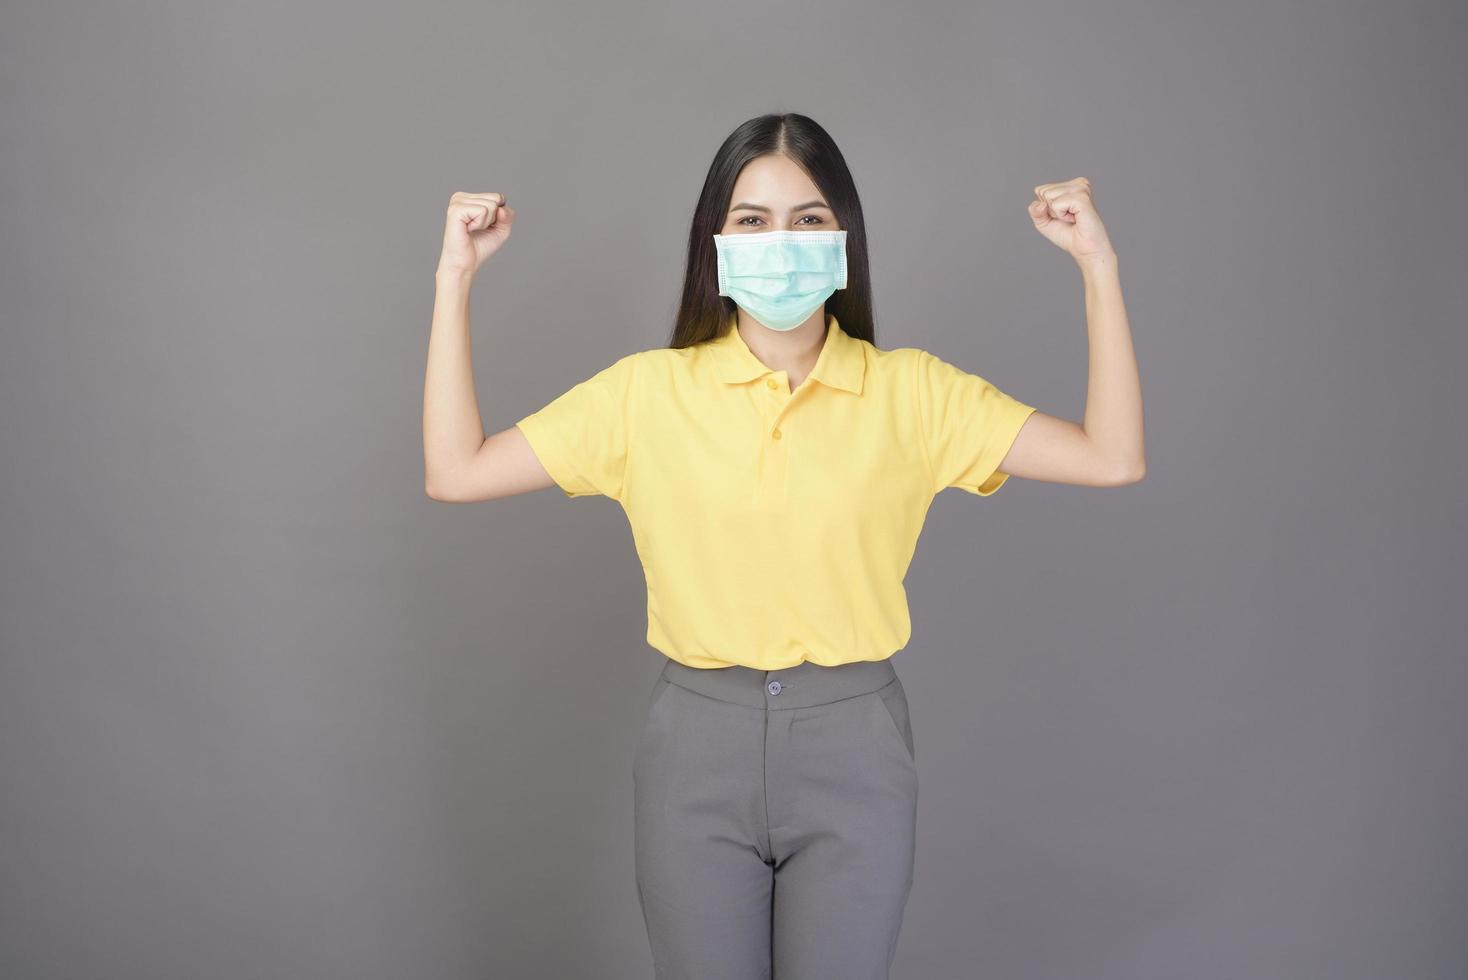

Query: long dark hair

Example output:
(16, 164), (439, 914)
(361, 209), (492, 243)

(668, 113), (877, 349)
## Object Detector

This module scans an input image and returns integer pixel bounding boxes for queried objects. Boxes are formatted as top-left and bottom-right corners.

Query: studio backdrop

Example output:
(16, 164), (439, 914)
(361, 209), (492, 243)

(1, 1), (1462, 978)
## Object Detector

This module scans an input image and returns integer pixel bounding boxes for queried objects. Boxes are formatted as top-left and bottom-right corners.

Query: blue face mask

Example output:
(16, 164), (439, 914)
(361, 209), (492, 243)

(713, 229), (848, 331)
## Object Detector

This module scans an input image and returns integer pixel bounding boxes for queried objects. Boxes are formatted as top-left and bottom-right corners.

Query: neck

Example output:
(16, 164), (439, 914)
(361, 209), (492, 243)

(736, 309), (828, 378)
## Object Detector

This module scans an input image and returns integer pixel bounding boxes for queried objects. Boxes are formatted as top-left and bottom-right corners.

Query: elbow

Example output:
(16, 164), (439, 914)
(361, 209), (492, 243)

(1096, 452), (1146, 486)
(1113, 458), (1146, 485)
(424, 472), (457, 502)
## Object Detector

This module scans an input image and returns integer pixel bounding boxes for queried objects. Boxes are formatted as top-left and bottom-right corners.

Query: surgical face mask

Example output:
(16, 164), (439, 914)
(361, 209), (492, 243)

(713, 229), (848, 331)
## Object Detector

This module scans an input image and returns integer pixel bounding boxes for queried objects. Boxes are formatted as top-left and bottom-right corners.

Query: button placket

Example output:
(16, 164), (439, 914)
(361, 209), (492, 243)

(751, 372), (791, 512)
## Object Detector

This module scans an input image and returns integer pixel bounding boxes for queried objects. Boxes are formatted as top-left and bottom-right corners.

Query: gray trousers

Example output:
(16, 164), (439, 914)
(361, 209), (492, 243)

(632, 655), (919, 980)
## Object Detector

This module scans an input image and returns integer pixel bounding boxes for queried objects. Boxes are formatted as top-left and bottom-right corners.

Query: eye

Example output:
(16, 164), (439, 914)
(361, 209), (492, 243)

(734, 214), (825, 227)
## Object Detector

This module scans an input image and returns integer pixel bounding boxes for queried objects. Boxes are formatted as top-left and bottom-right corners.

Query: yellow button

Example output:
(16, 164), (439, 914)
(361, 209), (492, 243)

(766, 378), (778, 389)
(771, 428), (782, 440)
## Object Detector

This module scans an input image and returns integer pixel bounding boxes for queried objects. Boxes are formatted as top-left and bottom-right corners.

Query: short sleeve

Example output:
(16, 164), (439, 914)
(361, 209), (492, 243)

(914, 348), (1037, 497)
(514, 353), (638, 500)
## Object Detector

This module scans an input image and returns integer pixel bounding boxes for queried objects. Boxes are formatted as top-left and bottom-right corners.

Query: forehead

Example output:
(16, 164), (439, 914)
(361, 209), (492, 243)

(728, 154), (825, 206)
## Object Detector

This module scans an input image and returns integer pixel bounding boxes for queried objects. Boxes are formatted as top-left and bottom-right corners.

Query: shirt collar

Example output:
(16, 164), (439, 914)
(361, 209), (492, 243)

(708, 309), (866, 395)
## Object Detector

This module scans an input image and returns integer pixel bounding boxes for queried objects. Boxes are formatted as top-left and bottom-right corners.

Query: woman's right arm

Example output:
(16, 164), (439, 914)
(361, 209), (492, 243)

(422, 191), (556, 503)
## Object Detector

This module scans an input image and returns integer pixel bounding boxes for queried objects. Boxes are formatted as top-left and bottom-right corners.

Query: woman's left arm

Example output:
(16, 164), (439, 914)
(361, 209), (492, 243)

(997, 177), (1146, 488)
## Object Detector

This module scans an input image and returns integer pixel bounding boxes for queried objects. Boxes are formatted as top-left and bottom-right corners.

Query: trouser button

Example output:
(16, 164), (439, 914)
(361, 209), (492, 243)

(767, 680), (782, 696)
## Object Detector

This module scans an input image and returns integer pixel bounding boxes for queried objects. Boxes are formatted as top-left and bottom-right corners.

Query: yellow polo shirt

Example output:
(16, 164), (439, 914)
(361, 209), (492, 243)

(514, 311), (1036, 670)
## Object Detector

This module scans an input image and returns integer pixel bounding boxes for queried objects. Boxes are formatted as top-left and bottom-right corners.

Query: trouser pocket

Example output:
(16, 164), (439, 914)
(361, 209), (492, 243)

(632, 676), (675, 778)
(872, 678), (916, 764)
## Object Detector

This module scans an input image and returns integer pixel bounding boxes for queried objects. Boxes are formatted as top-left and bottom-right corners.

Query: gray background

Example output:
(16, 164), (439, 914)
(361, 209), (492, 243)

(2, 0), (1463, 977)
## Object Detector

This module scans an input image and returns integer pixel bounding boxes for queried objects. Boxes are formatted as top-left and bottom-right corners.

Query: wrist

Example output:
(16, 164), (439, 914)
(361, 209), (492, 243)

(435, 265), (476, 288)
(1076, 250), (1118, 276)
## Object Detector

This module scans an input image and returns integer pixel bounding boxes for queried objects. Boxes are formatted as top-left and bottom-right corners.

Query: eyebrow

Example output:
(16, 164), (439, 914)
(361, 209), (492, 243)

(729, 200), (832, 213)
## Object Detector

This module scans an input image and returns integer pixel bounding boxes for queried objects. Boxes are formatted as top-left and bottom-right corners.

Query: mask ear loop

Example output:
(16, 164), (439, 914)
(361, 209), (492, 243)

(713, 236), (731, 296)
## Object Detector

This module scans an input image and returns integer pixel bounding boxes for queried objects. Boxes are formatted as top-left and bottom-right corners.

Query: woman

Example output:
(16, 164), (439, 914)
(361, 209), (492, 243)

(422, 113), (1144, 979)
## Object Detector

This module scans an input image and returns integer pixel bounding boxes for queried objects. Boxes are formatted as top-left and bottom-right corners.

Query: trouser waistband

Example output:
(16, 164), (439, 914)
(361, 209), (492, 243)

(658, 655), (899, 709)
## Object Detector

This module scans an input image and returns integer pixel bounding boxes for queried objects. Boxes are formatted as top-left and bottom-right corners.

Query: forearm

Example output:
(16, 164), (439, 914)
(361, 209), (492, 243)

(423, 268), (487, 491)
(1077, 252), (1145, 479)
